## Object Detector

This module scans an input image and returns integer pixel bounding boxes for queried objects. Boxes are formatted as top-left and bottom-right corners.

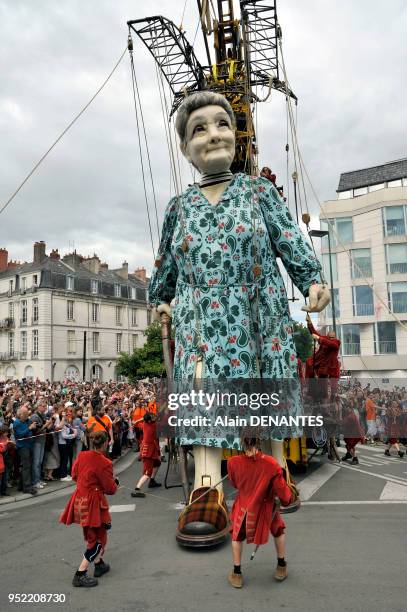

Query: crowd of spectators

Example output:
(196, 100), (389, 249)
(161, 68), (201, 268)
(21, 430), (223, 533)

(0, 379), (160, 497)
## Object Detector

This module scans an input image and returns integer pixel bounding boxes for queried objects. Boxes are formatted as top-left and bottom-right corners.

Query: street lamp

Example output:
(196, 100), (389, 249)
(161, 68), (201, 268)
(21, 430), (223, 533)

(308, 228), (337, 334)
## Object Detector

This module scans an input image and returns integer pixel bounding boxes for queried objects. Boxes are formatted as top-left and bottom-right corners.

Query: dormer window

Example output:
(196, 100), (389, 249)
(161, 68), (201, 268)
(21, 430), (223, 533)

(66, 276), (74, 291)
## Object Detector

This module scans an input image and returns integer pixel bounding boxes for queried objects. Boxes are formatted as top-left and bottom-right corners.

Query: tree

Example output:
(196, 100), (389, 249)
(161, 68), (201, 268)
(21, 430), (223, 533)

(292, 321), (313, 362)
(116, 321), (166, 381)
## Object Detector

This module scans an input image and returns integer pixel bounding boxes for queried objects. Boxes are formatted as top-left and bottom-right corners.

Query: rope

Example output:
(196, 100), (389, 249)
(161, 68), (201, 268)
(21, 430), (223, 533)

(0, 47), (127, 217)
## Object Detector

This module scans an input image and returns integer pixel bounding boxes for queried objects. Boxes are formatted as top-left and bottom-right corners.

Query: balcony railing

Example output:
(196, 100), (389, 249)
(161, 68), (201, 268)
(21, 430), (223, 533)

(392, 299), (407, 313)
(19, 351), (27, 359)
(0, 352), (16, 361)
(31, 316), (39, 325)
(389, 262), (407, 274)
(341, 343), (361, 356)
(353, 303), (374, 316)
(386, 222), (406, 237)
(0, 317), (15, 330)
(374, 341), (397, 354)
(31, 351), (39, 359)
(20, 318), (28, 326)
(352, 264), (372, 278)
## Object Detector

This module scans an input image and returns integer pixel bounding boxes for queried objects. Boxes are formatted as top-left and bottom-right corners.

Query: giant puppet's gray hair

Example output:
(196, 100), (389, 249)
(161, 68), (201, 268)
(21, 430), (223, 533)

(175, 91), (236, 148)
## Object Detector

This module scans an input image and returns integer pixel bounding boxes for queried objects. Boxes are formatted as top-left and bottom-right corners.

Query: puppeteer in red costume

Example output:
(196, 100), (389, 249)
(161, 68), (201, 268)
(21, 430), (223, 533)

(60, 431), (118, 588)
(131, 412), (162, 498)
(305, 315), (341, 380)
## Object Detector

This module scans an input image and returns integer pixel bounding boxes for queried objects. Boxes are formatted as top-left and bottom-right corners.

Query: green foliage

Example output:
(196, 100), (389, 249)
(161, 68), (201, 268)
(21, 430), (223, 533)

(293, 321), (313, 362)
(116, 321), (166, 381)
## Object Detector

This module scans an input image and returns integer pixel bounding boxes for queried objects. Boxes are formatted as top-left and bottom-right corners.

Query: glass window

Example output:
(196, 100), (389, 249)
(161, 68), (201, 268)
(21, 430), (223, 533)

(322, 253), (338, 283)
(67, 300), (74, 321)
(327, 288), (340, 318)
(131, 308), (137, 326)
(8, 302), (14, 320)
(116, 333), (122, 353)
(383, 206), (406, 237)
(8, 332), (14, 357)
(116, 306), (122, 325)
(368, 183), (384, 192)
(130, 287), (136, 300)
(374, 322), (396, 354)
(336, 218), (353, 244)
(21, 300), (27, 324)
(388, 281), (407, 313)
(91, 279), (98, 294)
(147, 309), (152, 326)
(92, 303), (99, 323)
(21, 277), (26, 291)
(67, 330), (76, 354)
(32, 298), (39, 323)
(114, 284), (121, 298)
(353, 186), (368, 197)
(20, 331), (27, 357)
(9, 280), (13, 295)
(341, 324), (361, 355)
(132, 334), (138, 351)
(352, 286), (374, 316)
(66, 276), (74, 291)
(351, 248), (372, 278)
(386, 243), (407, 274)
(33, 274), (38, 286)
(32, 330), (39, 357)
(338, 190), (352, 200)
(388, 179), (402, 188)
(92, 332), (100, 353)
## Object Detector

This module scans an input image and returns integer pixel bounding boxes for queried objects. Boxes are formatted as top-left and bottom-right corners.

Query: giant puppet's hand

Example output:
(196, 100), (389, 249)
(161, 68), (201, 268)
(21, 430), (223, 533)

(301, 283), (330, 313)
(152, 303), (172, 322)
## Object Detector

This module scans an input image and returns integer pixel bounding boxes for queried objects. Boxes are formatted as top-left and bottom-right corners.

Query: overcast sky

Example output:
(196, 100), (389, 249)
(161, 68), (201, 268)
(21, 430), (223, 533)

(1, 0), (406, 310)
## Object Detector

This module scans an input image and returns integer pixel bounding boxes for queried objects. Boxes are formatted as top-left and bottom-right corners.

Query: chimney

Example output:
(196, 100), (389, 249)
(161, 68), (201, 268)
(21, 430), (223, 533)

(133, 267), (146, 282)
(116, 261), (128, 280)
(0, 248), (8, 272)
(100, 262), (108, 270)
(50, 248), (60, 260)
(62, 252), (83, 268)
(81, 254), (100, 275)
(33, 241), (46, 264)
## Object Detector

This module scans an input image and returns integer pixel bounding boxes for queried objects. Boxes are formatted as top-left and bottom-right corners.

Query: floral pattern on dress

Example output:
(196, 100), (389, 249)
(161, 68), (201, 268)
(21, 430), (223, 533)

(149, 173), (322, 446)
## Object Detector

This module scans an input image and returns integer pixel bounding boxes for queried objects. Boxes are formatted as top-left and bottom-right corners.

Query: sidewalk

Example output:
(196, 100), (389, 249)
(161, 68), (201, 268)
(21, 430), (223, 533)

(0, 448), (137, 509)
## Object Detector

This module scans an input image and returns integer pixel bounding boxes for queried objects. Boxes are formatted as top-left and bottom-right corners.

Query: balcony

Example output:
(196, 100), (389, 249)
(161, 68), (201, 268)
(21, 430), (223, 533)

(392, 299), (407, 313)
(0, 352), (16, 361)
(0, 317), (15, 330)
(31, 351), (39, 359)
(19, 351), (27, 359)
(353, 303), (374, 316)
(386, 222), (406, 237)
(20, 318), (28, 327)
(31, 316), (39, 325)
(389, 262), (407, 274)
(341, 343), (361, 356)
(374, 341), (397, 354)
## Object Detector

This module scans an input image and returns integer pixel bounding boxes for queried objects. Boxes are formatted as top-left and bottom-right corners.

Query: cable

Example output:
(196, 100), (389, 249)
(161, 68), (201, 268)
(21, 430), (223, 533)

(0, 47), (127, 217)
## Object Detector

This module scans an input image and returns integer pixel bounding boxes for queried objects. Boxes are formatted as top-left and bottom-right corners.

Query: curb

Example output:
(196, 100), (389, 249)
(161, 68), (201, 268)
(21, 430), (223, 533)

(0, 449), (138, 512)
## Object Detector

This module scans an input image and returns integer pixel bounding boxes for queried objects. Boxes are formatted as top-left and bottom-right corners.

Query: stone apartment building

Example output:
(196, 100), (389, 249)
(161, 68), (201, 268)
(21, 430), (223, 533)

(318, 158), (407, 379)
(0, 241), (150, 382)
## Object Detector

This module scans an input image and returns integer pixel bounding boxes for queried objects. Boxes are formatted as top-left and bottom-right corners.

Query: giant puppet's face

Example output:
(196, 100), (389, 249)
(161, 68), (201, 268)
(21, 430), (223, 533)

(183, 104), (235, 174)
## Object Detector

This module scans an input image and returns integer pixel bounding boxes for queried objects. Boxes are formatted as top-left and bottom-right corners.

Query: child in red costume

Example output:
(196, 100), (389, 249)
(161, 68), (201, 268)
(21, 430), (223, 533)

(131, 412), (161, 498)
(60, 431), (118, 587)
(227, 429), (295, 588)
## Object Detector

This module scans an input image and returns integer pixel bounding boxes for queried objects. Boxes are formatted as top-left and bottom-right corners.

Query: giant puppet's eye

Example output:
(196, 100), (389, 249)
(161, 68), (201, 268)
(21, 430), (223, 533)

(192, 124), (205, 135)
(218, 119), (230, 128)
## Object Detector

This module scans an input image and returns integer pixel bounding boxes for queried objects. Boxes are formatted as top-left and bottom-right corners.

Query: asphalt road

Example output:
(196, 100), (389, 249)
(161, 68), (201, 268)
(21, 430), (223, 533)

(1, 444), (406, 612)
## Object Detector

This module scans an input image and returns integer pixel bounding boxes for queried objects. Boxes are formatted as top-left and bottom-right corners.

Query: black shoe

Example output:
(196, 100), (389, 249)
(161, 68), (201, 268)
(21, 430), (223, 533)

(94, 560), (110, 578)
(131, 489), (146, 498)
(384, 449), (391, 457)
(23, 488), (37, 495)
(352, 457), (359, 465)
(72, 573), (98, 587)
(148, 479), (162, 488)
(398, 451), (405, 458)
(342, 452), (352, 461)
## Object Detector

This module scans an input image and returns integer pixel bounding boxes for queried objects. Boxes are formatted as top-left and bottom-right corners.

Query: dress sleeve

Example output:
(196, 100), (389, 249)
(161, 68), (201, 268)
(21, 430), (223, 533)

(148, 197), (179, 306)
(257, 177), (322, 297)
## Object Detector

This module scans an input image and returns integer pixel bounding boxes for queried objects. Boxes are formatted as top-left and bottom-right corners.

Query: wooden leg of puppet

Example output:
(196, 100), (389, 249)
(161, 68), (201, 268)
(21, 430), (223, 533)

(193, 445), (223, 491)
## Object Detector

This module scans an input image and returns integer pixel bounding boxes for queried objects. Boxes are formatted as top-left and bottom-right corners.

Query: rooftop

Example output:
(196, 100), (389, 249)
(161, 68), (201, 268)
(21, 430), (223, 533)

(338, 158), (407, 192)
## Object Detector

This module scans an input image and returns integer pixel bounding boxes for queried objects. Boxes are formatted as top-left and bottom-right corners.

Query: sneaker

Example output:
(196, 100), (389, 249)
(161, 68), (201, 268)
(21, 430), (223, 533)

(94, 560), (110, 578)
(341, 452), (352, 461)
(398, 451), (405, 458)
(228, 571), (243, 588)
(72, 573), (98, 588)
(275, 563), (288, 581)
(60, 476), (73, 482)
(40, 481), (48, 486)
(131, 489), (146, 498)
(34, 483), (45, 489)
(352, 457), (359, 465)
(148, 479), (162, 488)
(384, 449), (391, 457)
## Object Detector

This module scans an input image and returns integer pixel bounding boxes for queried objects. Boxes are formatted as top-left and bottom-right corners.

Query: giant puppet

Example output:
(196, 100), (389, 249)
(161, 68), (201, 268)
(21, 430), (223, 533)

(148, 91), (330, 539)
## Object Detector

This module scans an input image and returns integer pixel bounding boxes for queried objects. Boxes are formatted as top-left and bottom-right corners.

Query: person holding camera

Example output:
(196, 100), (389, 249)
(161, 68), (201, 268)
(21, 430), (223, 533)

(12, 405), (38, 495)
(30, 399), (53, 489)
(60, 430), (118, 587)
(86, 398), (114, 453)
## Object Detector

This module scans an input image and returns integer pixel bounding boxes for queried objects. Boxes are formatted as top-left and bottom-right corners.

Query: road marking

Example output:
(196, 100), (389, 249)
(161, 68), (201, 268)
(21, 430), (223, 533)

(339, 462), (407, 487)
(299, 464), (340, 501)
(302, 500), (407, 505)
(383, 473), (407, 485)
(380, 482), (407, 500)
(109, 504), (136, 512)
(357, 460), (375, 467)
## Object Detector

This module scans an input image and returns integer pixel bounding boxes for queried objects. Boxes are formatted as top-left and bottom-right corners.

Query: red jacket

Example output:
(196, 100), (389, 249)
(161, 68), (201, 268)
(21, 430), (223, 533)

(228, 453), (292, 545)
(60, 450), (117, 528)
(306, 320), (341, 378)
(140, 421), (160, 460)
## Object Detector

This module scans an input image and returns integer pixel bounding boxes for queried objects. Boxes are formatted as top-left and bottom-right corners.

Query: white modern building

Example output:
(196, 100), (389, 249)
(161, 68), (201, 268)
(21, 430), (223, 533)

(318, 158), (407, 379)
(0, 242), (150, 382)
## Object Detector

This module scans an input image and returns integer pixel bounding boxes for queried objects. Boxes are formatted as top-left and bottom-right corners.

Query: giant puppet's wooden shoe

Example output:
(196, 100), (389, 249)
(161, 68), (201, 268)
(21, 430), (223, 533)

(176, 485), (230, 547)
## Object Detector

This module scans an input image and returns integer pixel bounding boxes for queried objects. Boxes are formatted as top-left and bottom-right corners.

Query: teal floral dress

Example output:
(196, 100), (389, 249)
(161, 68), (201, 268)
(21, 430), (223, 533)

(149, 173), (322, 445)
